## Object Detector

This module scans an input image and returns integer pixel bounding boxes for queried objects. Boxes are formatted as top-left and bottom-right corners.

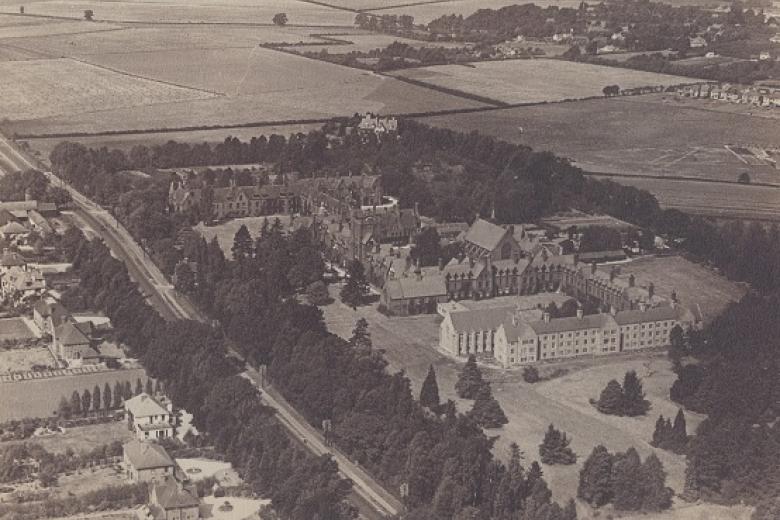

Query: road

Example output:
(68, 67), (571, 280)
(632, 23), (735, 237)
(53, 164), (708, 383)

(0, 134), (403, 519)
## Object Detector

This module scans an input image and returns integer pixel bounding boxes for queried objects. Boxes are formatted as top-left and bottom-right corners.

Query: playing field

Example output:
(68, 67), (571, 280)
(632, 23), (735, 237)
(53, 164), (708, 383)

(0, 0), (356, 25)
(0, 58), (214, 121)
(389, 59), (692, 104)
(0, 367), (148, 421)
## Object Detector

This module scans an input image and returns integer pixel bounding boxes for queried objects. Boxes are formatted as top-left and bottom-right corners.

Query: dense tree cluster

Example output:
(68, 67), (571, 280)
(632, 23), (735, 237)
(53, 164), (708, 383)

(539, 424), (577, 465)
(650, 409), (688, 454)
(0, 169), (70, 206)
(594, 371), (650, 417)
(578, 446), (672, 512)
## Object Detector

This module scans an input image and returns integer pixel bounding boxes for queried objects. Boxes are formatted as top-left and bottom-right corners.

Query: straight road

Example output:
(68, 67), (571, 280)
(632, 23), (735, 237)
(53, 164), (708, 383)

(0, 134), (402, 519)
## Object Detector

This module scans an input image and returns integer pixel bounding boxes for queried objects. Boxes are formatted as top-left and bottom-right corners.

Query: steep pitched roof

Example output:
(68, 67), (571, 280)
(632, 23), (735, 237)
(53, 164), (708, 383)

(0, 221), (28, 235)
(528, 313), (618, 335)
(54, 321), (90, 346)
(449, 306), (515, 332)
(152, 480), (200, 509)
(124, 440), (174, 470)
(384, 274), (447, 300)
(0, 250), (26, 267)
(462, 219), (508, 253)
(0, 210), (17, 226)
(125, 393), (169, 418)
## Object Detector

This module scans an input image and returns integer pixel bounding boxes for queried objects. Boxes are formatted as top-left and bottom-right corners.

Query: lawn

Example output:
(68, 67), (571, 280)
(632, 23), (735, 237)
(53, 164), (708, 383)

(4, 421), (133, 454)
(0, 317), (38, 342)
(320, 285), (700, 506)
(0, 58), (214, 122)
(0, 0), (356, 25)
(195, 216), (294, 257)
(0, 347), (56, 373)
(389, 59), (692, 104)
(0, 367), (148, 421)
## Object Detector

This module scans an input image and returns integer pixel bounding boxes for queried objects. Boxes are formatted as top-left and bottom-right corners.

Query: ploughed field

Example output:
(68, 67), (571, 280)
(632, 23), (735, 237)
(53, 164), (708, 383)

(420, 94), (780, 220)
(388, 59), (694, 105)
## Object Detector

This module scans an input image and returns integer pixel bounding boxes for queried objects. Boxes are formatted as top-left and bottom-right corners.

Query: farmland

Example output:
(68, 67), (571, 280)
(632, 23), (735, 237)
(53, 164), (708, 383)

(420, 94), (780, 220)
(0, 58), (214, 121)
(389, 59), (693, 104)
(283, 31), (463, 54)
(0, 0), (356, 26)
(0, 367), (148, 421)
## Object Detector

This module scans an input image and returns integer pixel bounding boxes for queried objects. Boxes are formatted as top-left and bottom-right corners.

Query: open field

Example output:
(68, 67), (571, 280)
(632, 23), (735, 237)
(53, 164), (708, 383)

(389, 59), (692, 104)
(4, 421), (133, 454)
(21, 123), (321, 160)
(0, 58), (214, 121)
(420, 94), (780, 220)
(0, 367), (147, 421)
(0, 317), (38, 342)
(5, 25), (356, 56)
(599, 256), (746, 323)
(0, 0), (356, 25)
(286, 31), (463, 54)
(0, 347), (56, 373)
(0, 20), (122, 38)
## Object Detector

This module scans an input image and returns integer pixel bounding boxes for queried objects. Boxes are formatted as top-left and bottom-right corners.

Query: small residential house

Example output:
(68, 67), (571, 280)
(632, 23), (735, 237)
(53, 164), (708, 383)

(51, 321), (100, 363)
(0, 265), (45, 302)
(124, 440), (176, 484)
(0, 249), (26, 275)
(689, 36), (707, 48)
(149, 480), (200, 520)
(125, 393), (175, 440)
(0, 221), (29, 244)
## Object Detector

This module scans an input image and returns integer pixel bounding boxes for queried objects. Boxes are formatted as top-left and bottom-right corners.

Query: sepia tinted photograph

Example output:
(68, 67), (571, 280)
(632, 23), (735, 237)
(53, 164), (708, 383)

(0, 0), (777, 518)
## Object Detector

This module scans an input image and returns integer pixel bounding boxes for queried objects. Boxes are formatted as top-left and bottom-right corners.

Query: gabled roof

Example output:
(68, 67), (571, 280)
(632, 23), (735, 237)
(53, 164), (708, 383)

(152, 480), (199, 509)
(54, 321), (90, 346)
(125, 393), (169, 418)
(0, 210), (17, 226)
(0, 250), (26, 267)
(449, 306), (515, 332)
(0, 221), (28, 235)
(124, 440), (174, 470)
(462, 219), (508, 253)
(384, 274), (447, 300)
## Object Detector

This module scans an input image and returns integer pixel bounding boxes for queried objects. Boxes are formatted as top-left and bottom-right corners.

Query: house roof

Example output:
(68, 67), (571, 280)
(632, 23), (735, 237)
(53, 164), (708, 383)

(443, 258), (486, 278)
(449, 306), (515, 332)
(0, 221), (28, 235)
(54, 321), (90, 346)
(613, 305), (683, 325)
(578, 250), (627, 262)
(462, 219), (508, 253)
(125, 393), (169, 418)
(528, 313), (618, 335)
(0, 250), (26, 267)
(124, 440), (174, 470)
(152, 480), (199, 510)
(384, 274), (447, 300)
(0, 210), (17, 226)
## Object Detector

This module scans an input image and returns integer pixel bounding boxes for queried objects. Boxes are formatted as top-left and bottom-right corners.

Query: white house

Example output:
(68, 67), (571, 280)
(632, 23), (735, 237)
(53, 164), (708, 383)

(125, 393), (175, 440)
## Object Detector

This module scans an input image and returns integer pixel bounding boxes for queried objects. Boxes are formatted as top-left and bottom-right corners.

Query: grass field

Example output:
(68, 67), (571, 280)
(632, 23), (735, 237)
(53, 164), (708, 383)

(0, 317), (38, 342)
(0, 58), (214, 121)
(321, 286), (701, 509)
(286, 32), (463, 54)
(195, 215), (294, 256)
(0, 367), (147, 421)
(0, 20), (122, 38)
(0, 0), (356, 25)
(4, 421), (133, 454)
(389, 59), (692, 104)
(419, 94), (780, 220)
(0, 347), (55, 373)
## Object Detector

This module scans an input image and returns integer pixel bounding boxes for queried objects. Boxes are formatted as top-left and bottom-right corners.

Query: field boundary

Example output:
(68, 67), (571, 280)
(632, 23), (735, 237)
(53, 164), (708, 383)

(381, 71), (509, 106)
(584, 170), (780, 189)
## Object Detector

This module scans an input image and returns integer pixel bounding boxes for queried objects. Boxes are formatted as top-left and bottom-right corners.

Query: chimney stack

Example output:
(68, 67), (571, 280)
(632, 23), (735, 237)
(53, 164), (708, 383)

(628, 274), (635, 287)
(610, 305), (617, 316)
(671, 290), (677, 303)
(438, 257), (445, 271)
(591, 262), (597, 275)
(577, 306), (584, 319)
(610, 266), (617, 282)
(648, 282), (655, 299)
(543, 312), (551, 323)
(468, 256), (475, 269)
(573, 253), (579, 265)
(639, 301), (648, 312)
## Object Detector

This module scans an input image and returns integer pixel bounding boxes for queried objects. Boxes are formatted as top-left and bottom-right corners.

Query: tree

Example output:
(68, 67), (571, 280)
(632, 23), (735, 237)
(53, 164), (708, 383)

(455, 354), (484, 399)
(146, 378), (154, 395)
(92, 385), (101, 413)
(596, 379), (624, 415)
(70, 390), (81, 417)
(81, 389), (91, 417)
(113, 381), (124, 408)
(231, 224), (253, 262)
(340, 260), (368, 309)
(578, 445), (614, 507)
(611, 448), (643, 511)
(468, 383), (508, 428)
(411, 227), (442, 267)
(38, 464), (58, 488)
(738, 172), (751, 184)
(58, 396), (72, 420)
(306, 280), (331, 306)
(174, 261), (195, 293)
(419, 365), (440, 410)
(622, 370), (650, 416)
(668, 324), (686, 365)
(651, 415), (669, 447)
(124, 381), (132, 399)
(135, 378), (143, 396)
(103, 383), (112, 411)
(522, 366), (540, 383)
(350, 318), (372, 353)
(273, 12), (288, 25)
(539, 424), (577, 465)
(640, 453), (672, 511)
(84, 9), (93, 20)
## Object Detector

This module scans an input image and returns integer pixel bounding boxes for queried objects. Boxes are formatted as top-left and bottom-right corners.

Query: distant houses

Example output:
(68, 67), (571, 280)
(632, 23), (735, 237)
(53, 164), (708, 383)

(677, 82), (780, 108)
